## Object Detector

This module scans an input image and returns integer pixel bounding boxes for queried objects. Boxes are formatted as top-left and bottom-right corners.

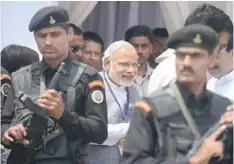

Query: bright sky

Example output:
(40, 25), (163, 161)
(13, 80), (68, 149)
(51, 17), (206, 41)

(1, 1), (55, 51)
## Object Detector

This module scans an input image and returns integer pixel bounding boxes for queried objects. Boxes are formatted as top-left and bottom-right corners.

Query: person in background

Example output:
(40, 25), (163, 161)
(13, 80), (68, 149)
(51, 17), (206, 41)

(122, 24), (233, 164)
(88, 40), (141, 164)
(207, 34), (234, 101)
(148, 3), (233, 96)
(69, 23), (84, 61)
(81, 31), (104, 71)
(1, 44), (39, 74)
(125, 25), (154, 97)
(148, 28), (169, 69)
(1, 44), (39, 164)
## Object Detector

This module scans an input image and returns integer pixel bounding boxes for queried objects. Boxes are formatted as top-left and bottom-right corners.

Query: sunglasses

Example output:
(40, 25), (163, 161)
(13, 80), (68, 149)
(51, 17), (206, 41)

(71, 45), (86, 53)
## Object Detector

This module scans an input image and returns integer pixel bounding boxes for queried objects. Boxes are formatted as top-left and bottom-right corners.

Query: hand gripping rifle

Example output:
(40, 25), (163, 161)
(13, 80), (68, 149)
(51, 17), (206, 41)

(17, 62), (66, 162)
(187, 122), (233, 163)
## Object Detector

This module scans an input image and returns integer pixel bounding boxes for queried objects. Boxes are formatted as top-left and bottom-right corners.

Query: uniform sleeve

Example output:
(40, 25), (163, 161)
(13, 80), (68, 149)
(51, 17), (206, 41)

(58, 73), (108, 144)
(121, 100), (159, 164)
(1, 82), (15, 138)
(121, 100), (190, 164)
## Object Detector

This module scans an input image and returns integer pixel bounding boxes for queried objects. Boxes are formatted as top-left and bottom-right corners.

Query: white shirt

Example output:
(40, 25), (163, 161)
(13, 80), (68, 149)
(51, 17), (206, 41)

(93, 71), (130, 146)
(207, 70), (234, 101)
(148, 50), (176, 95)
(134, 63), (154, 97)
(148, 48), (213, 96)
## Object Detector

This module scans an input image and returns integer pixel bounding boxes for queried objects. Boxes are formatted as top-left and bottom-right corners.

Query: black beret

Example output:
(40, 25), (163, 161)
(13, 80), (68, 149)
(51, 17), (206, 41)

(29, 6), (69, 32)
(167, 24), (219, 54)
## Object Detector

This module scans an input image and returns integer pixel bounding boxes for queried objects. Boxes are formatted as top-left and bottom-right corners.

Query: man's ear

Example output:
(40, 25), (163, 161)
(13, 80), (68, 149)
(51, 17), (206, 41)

(67, 27), (74, 43)
(103, 57), (111, 70)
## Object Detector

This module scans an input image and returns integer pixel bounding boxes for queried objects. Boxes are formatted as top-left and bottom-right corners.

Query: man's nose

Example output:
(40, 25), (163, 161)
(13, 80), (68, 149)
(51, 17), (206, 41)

(45, 36), (52, 45)
(136, 46), (143, 54)
(183, 55), (192, 67)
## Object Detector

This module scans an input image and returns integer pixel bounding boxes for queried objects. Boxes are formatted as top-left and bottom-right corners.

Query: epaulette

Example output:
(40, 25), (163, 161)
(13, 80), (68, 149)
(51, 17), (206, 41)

(135, 100), (152, 113)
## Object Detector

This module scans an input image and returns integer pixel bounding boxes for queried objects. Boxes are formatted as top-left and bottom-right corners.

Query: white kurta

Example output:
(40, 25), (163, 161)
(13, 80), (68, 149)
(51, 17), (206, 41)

(207, 70), (234, 101)
(88, 71), (141, 164)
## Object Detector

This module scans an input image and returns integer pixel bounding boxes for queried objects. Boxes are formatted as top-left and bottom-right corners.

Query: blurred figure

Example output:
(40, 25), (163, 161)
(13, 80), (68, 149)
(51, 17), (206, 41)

(148, 28), (169, 69)
(207, 34), (234, 101)
(125, 25), (154, 97)
(148, 4), (233, 95)
(81, 31), (104, 70)
(1, 44), (39, 164)
(1, 44), (39, 74)
(69, 23), (84, 61)
(122, 24), (233, 164)
(88, 41), (141, 164)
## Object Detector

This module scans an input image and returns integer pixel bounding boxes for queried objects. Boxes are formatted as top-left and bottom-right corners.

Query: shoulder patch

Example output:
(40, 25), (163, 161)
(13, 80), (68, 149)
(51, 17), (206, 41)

(88, 80), (104, 89)
(0, 73), (11, 81)
(135, 101), (151, 113)
(91, 90), (104, 104)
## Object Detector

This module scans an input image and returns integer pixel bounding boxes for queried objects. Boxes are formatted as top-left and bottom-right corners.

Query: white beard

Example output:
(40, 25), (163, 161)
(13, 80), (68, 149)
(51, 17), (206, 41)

(108, 65), (133, 87)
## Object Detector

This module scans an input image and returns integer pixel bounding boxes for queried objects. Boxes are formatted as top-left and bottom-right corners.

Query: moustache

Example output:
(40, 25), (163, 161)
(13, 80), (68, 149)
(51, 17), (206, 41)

(180, 67), (195, 74)
(211, 65), (219, 70)
(43, 46), (56, 51)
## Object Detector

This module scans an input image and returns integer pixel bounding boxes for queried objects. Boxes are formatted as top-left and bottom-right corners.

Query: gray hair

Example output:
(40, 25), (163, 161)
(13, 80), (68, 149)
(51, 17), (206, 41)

(102, 40), (135, 70)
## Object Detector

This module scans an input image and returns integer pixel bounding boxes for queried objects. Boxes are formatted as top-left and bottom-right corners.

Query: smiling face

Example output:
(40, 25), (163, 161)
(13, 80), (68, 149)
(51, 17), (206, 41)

(104, 46), (138, 87)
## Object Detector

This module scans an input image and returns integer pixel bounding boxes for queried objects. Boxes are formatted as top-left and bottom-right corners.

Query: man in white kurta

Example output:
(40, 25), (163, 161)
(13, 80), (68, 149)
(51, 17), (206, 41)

(88, 41), (141, 164)
(207, 35), (234, 101)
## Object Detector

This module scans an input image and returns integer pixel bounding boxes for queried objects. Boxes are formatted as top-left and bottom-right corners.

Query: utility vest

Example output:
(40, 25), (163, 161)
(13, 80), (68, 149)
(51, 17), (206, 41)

(145, 84), (231, 164)
(8, 60), (99, 164)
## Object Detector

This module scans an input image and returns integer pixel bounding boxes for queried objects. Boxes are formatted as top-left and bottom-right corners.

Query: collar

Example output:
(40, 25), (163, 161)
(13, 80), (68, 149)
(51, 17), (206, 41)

(139, 63), (153, 79)
(143, 63), (154, 77)
(176, 81), (209, 105)
(40, 56), (73, 73)
(215, 69), (234, 85)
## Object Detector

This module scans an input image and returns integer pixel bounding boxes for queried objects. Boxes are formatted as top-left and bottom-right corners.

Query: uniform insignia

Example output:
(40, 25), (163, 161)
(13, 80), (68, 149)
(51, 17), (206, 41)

(1, 83), (11, 97)
(88, 80), (104, 89)
(135, 101), (151, 112)
(91, 90), (104, 104)
(49, 16), (56, 24)
(193, 34), (202, 44)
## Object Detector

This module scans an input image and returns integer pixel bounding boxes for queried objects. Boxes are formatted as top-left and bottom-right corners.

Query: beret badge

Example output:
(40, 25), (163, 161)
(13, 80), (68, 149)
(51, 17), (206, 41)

(49, 16), (56, 25)
(193, 34), (202, 44)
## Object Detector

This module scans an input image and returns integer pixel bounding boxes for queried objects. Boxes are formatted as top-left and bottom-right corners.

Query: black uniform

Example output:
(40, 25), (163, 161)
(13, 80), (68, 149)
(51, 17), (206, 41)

(121, 24), (233, 164)
(121, 82), (232, 164)
(1, 67), (14, 137)
(7, 56), (107, 164)
(5, 6), (108, 164)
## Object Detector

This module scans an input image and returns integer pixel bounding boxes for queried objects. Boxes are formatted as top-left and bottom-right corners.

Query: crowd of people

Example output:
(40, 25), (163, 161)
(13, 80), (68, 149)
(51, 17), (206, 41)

(1, 3), (233, 164)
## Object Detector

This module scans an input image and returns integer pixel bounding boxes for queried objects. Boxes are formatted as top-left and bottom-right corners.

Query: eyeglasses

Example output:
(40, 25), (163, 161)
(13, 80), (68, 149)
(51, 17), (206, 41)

(71, 45), (86, 53)
(118, 62), (138, 69)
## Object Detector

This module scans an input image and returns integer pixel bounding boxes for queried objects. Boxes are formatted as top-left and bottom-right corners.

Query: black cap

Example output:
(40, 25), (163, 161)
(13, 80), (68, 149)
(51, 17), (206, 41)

(167, 24), (219, 54)
(29, 6), (69, 32)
